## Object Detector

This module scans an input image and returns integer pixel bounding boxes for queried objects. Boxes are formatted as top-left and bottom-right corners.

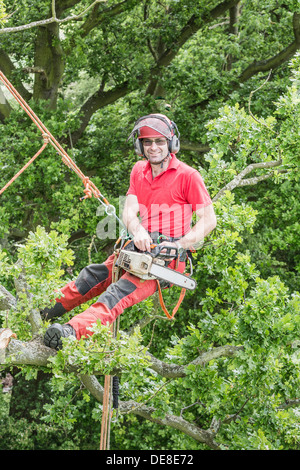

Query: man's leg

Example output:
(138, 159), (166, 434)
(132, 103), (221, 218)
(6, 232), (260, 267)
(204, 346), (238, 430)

(68, 271), (158, 339)
(67, 258), (185, 339)
(44, 272), (157, 349)
(42, 254), (116, 320)
(44, 257), (185, 349)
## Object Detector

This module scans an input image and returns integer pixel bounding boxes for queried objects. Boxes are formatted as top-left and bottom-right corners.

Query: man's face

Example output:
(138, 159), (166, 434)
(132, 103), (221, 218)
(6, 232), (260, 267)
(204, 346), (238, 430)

(142, 137), (169, 165)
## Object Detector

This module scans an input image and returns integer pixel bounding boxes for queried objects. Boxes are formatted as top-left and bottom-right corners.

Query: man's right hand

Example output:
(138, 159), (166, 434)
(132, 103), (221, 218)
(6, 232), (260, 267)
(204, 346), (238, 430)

(133, 226), (153, 252)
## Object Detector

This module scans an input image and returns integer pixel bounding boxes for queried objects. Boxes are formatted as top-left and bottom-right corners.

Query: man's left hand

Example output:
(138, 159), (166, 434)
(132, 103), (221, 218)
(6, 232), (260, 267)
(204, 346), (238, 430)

(156, 241), (178, 257)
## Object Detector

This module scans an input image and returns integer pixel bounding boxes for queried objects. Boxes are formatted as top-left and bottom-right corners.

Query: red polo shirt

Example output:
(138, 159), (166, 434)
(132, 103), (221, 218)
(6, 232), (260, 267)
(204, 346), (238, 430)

(126, 154), (212, 238)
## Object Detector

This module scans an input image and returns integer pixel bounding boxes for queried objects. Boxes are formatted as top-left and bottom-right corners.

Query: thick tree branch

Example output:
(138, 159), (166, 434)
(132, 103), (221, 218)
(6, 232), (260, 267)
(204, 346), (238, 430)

(0, 285), (16, 310)
(191, 12), (300, 110)
(0, 334), (56, 366)
(0, 332), (242, 379)
(147, 344), (243, 378)
(155, 0), (240, 69)
(0, 0), (107, 34)
(212, 159), (283, 201)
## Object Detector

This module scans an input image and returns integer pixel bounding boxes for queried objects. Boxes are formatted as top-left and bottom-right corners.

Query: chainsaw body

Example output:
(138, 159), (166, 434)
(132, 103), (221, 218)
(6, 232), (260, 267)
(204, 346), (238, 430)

(117, 245), (196, 290)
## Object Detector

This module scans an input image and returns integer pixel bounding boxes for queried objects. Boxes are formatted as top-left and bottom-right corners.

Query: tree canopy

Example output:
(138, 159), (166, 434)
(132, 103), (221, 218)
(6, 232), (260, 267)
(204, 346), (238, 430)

(0, 0), (300, 451)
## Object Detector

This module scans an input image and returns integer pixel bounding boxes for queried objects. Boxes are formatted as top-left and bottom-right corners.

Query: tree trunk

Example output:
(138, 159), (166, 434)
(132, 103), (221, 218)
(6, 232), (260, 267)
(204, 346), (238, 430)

(33, 23), (64, 109)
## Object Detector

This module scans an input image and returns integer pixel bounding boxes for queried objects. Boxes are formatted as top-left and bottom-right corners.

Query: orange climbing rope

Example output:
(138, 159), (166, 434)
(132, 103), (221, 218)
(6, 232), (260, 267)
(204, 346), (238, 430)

(0, 136), (49, 196)
(156, 280), (186, 320)
(0, 71), (109, 206)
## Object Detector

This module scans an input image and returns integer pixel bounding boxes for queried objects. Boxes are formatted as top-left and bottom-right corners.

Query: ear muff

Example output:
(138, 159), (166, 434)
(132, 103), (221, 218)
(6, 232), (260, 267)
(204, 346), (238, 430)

(134, 138), (144, 156)
(168, 121), (180, 154)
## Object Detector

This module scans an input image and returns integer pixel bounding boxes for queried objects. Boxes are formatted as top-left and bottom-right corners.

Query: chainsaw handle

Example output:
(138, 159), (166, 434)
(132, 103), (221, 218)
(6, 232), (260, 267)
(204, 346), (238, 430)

(148, 244), (178, 259)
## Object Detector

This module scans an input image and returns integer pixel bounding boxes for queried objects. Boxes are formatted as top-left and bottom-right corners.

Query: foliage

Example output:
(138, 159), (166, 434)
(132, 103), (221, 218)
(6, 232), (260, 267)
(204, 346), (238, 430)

(0, 0), (300, 451)
(0, 1), (5, 26)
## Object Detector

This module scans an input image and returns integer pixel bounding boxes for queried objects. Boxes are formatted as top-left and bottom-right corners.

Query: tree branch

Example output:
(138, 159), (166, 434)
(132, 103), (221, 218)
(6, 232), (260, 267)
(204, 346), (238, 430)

(120, 400), (221, 449)
(0, 285), (16, 310)
(0, 0), (107, 34)
(147, 344), (243, 378)
(0, 329), (243, 381)
(212, 159), (283, 201)
(79, 373), (221, 449)
(191, 12), (300, 110)
(155, 0), (241, 69)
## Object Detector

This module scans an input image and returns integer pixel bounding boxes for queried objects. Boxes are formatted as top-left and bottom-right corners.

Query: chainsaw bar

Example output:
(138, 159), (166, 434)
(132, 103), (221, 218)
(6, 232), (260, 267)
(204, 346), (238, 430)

(149, 262), (196, 290)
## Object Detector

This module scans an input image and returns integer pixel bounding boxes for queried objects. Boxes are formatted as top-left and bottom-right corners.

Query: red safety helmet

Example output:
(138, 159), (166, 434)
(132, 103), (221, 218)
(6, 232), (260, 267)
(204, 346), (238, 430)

(128, 114), (180, 155)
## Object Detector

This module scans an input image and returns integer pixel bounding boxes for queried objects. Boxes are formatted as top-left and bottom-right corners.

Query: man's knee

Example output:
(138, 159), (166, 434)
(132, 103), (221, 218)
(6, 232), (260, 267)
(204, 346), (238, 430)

(97, 278), (137, 310)
(75, 263), (110, 295)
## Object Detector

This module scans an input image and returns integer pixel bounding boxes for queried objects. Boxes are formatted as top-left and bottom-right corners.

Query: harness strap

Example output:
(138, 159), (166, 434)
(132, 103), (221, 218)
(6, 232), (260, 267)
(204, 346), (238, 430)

(156, 280), (186, 320)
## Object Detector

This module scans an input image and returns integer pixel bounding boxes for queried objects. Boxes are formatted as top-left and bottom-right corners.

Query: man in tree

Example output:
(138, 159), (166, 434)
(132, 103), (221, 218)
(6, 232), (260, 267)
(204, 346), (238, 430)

(43, 114), (217, 350)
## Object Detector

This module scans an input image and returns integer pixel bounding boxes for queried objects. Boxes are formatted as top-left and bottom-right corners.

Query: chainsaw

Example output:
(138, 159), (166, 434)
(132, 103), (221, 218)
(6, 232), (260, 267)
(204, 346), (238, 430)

(116, 244), (196, 290)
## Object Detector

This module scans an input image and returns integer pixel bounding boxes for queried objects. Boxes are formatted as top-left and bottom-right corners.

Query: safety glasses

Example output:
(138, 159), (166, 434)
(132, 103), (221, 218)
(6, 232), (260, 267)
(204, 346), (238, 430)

(142, 138), (168, 147)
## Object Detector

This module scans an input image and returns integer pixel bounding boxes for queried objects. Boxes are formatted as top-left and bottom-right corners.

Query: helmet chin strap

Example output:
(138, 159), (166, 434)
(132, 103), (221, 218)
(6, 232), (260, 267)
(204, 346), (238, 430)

(144, 152), (171, 168)
(160, 153), (171, 168)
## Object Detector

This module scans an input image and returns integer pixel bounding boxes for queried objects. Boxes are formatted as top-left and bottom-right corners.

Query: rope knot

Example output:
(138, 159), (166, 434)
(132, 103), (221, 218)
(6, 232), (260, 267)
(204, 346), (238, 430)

(42, 133), (50, 144)
(82, 177), (92, 199)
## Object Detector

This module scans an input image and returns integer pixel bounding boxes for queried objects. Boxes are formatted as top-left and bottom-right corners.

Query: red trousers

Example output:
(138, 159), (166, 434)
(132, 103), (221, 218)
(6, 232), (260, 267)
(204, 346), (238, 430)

(47, 253), (185, 340)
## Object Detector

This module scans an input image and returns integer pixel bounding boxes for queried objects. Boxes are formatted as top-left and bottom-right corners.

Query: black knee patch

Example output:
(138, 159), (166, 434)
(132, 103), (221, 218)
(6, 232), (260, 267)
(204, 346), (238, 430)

(75, 264), (110, 296)
(96, 278), (136, 310)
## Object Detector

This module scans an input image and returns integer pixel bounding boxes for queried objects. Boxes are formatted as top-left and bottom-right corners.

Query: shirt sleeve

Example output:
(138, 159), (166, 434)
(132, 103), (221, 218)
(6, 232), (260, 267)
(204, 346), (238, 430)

(185, 170), (212, 211)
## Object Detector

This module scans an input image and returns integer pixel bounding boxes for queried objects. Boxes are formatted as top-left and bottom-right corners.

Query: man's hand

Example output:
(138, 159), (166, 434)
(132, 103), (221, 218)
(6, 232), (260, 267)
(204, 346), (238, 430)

(156, 241), (178, 256)
(133, 225), (153, 252)
(123, 195), (153, 251)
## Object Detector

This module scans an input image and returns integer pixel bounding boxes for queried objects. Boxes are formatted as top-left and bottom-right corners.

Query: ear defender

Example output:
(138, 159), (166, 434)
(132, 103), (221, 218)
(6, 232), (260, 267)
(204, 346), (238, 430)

(168, 121), (180, 154)
(134, 137), (144, 156)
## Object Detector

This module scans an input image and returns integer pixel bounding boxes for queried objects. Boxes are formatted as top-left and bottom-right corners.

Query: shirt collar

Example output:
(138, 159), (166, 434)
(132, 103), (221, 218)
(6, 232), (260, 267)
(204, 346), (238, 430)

(168, 154), (180, 170)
